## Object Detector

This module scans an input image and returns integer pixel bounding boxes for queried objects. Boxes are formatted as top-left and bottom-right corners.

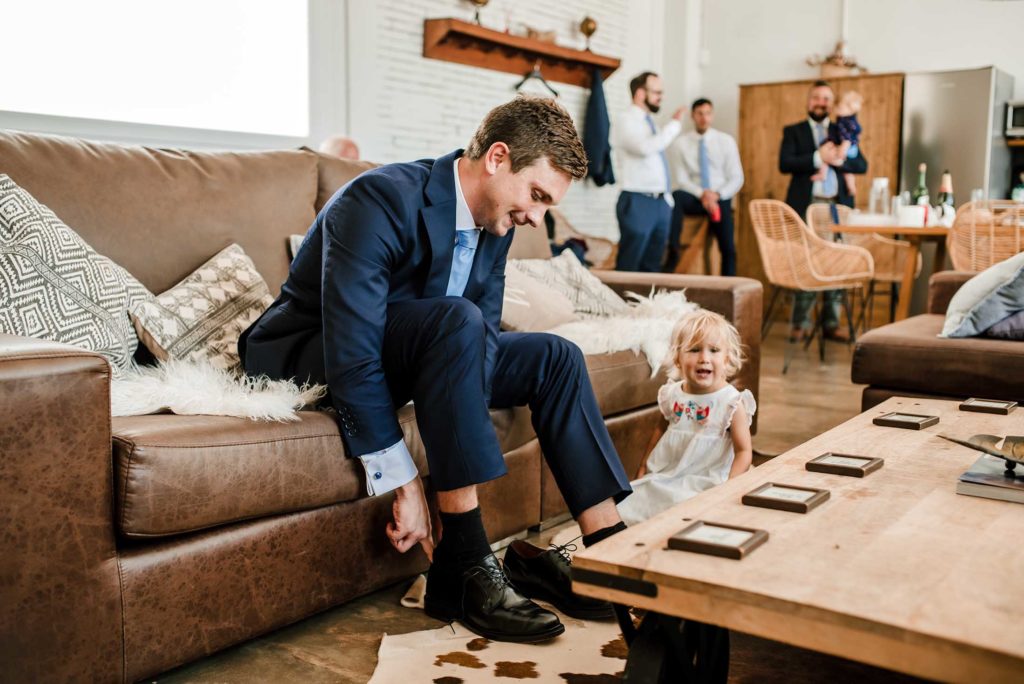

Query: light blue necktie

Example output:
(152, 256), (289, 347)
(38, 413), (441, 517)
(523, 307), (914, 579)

(446, 228), (480, 297)
(698, 136), (711, 190)
(815, 122), (839, 197)
(645, 114), (672, 196)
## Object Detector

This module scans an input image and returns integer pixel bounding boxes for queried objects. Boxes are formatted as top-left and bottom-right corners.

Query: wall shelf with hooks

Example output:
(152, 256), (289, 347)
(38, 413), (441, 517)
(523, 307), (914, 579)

(423, 18), (620, 89)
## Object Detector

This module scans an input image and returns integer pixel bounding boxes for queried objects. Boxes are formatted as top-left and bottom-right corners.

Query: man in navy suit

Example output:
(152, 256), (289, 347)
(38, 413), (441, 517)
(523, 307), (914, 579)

(779, 80), (868, 341)
(239, 97), (631, 643)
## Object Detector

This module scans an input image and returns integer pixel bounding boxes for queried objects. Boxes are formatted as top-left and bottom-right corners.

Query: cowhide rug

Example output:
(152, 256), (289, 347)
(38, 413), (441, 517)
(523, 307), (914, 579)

(369, 615), (626, 684)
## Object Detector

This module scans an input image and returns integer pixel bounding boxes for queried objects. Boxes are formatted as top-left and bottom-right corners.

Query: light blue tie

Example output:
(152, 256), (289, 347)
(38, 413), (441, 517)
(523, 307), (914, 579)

(815, 122), (839, 197)
(698, 136), (711, 190)
(645, 114), (672, 196)
(446, 228), (480, 297)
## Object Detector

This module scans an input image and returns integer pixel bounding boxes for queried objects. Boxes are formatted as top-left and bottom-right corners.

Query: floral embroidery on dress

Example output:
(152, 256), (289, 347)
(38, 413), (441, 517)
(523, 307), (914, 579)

(672, 400), (711, 424)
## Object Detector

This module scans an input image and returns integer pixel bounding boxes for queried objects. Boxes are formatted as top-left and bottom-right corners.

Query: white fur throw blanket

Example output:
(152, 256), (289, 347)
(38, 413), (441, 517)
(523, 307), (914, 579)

(547, 288), (698, 376)
(111, 358), (325, 420)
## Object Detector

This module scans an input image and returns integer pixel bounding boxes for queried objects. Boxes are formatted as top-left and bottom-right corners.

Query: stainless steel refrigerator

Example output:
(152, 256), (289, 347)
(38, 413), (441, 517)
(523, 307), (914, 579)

(899, 66), (1015, 313)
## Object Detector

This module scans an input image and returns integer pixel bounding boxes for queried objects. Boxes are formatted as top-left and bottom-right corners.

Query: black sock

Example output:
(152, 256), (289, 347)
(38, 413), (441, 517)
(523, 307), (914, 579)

(582, 521), (627, 548)
(433, 507), (492, 570)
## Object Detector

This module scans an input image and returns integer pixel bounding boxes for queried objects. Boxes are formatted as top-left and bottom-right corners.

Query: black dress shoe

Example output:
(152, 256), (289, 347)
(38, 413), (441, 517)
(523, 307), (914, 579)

(424, 553), (565, 643)
(504, 539), (615, 620)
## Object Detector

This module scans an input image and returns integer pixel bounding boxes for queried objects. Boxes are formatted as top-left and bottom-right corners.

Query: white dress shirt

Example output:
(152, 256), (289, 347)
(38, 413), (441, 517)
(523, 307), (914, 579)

(357, 158), (480, 496)
(614, 104), (681, 205)
(670, 128), (744, 200)
(809, 118), (832, 199)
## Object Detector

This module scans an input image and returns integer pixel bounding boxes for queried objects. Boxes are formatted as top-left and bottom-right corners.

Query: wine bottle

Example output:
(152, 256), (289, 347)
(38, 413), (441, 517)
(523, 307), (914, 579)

(911, 163), (930, 206)
(935, 170), (954, 208)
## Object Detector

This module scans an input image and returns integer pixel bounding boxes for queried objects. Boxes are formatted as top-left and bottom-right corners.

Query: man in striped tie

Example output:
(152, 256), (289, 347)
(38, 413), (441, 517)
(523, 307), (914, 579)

(779, 80), (868, 342)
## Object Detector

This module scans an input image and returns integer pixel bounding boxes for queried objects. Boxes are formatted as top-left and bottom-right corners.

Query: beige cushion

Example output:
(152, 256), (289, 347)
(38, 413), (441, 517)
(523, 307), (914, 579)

(509, 250), (628, 317)
(0, 174), (149, 374)
(130, 244), (273, 371)
(501, 268), (578, 332)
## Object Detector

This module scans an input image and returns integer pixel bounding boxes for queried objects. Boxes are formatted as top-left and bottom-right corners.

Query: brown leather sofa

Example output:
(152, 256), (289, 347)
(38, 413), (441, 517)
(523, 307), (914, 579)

(853, 271), (1024, 410)
(0, 130), (762, 683)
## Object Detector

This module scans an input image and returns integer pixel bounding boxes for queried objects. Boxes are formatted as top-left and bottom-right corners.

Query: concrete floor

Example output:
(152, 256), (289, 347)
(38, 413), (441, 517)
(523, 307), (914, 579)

(155, 329), (917, 683)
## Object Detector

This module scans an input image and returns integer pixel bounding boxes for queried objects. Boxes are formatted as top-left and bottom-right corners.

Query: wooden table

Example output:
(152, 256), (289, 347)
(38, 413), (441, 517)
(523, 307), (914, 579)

(573, 397), (1024, 682)
(834, 224), (950, 321)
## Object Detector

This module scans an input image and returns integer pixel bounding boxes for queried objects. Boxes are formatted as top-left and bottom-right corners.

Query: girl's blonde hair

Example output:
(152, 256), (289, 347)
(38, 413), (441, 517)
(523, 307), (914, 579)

(664, 309), (745, 381)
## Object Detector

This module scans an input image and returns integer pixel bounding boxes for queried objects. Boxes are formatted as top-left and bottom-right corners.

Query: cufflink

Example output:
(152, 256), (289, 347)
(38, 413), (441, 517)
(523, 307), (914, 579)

(374, 471), (382, 480)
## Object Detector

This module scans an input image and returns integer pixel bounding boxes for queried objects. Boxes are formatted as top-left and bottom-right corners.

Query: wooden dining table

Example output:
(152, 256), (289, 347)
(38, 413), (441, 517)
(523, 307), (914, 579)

(834, 224), (950, 321)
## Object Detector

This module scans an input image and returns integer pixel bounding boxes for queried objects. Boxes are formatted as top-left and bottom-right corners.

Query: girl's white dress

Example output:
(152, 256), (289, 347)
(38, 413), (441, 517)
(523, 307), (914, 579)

(617, 381), (756, 526)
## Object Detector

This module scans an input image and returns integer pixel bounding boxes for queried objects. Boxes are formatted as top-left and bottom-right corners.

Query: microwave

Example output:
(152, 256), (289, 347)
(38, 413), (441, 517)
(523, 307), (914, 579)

(1008, 101), (1024, 138)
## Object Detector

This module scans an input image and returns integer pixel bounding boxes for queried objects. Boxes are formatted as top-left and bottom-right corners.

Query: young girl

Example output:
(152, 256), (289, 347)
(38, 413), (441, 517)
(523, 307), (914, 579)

(617, 310), (755, 526)
(811, 90), (864, 197)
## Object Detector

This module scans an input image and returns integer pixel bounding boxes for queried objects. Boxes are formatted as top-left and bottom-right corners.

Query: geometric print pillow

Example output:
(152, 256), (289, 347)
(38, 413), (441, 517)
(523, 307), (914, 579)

(0, 174), (150, 375)
(130, 243), (273, 371)
(508, 249), (628, 318)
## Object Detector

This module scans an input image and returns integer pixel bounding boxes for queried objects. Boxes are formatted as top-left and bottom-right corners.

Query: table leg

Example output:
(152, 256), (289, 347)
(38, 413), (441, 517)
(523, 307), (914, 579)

(932, 236), (948, 275)
(623, 612), (730, 683)
(896, 238), (921, 321)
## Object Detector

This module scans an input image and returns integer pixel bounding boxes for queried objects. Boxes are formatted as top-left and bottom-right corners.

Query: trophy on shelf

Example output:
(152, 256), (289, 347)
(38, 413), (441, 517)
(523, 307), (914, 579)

(466, 0), (488, 26)
(580, 16), (597, 51)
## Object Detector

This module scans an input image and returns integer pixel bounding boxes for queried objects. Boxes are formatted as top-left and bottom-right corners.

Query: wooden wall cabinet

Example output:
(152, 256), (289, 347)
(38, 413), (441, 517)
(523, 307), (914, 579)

(735, 73), (905, 285)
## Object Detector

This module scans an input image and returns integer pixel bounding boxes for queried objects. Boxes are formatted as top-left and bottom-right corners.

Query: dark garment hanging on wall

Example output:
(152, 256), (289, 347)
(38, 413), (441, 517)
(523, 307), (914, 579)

(583, 67), (615, 187)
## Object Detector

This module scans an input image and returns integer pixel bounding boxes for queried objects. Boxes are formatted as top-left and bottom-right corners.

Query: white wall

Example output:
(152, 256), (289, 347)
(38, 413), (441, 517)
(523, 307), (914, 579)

(345, 0), (665, 239)
(694, 0), (1024, 137)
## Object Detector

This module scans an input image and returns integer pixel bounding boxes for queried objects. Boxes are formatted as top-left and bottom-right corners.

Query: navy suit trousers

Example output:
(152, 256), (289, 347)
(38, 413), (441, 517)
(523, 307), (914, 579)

(299, 297), (631, 517)
(615, 191), (671, 273)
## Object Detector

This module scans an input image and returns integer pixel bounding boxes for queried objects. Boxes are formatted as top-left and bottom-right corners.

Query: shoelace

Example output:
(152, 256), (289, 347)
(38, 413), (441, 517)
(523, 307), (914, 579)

(549, 535), (582, 566)
(467, 559), (510, 588)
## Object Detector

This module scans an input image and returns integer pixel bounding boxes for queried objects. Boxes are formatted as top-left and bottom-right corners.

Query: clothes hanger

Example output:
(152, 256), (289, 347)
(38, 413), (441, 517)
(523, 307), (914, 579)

(514, 60), (559, 97)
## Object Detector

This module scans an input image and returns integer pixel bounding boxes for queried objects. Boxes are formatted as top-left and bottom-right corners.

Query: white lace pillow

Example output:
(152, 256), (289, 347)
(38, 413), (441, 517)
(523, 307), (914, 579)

(501, 267), (579, 332)
(508, 250), (627, 318)
(130, 243), (273, 371)
(0, 174), (149, 375)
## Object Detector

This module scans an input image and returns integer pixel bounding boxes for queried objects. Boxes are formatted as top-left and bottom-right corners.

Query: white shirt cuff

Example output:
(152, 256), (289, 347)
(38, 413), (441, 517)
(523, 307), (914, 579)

(358, 439), (418, 496)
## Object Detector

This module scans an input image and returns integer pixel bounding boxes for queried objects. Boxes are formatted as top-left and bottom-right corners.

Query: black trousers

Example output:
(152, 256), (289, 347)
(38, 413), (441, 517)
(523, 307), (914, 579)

(295, 297), (631, 517)
(664, 191), (736, 276)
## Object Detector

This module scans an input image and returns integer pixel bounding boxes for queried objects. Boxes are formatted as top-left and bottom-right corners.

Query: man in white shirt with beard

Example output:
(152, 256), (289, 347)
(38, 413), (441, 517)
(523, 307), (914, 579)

(665, 98), (743, 276)
(613, 72), (685, 272)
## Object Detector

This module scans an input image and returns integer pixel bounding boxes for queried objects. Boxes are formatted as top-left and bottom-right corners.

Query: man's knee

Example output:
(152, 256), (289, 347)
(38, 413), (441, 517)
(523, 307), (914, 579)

(528, 333), (586, 375)
(432, 297), (485, 337)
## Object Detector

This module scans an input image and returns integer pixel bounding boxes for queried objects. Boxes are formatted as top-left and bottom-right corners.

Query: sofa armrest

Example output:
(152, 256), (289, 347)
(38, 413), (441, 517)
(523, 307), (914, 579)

(0, 335), (124, 682)
(593, 272), (763, 432)
(928, 271), (974, 314)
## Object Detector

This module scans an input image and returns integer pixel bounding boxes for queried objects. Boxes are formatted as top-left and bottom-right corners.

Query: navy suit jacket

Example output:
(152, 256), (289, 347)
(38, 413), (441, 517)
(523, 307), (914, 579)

(239, 149), (513, 457)
(584, 67), (615, 187)
(778, 120), (867, 220)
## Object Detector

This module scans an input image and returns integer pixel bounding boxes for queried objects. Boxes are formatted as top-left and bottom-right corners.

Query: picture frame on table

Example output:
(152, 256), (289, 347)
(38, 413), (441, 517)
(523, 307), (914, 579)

(959, 398), (1017, 415)
(872, 412), (939, 430)
(742, 482), (830, 513)
(667, 521), (768, 560)
(806, 452), (884, 477)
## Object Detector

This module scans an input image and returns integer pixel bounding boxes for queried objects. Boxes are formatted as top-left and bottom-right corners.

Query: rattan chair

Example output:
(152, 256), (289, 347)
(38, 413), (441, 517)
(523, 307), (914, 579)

(806, 203), (921, 327)
(749, 199), (874, 372)
(949, 200), (1024, 272)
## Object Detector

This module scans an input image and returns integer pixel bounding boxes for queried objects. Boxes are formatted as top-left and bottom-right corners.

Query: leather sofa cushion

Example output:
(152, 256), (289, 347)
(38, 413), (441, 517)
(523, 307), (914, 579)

(0, 130), (317, 296)
(587, 350), (665, 416)
(112, 403), (537, 539)
(852, 314), (1024, 401)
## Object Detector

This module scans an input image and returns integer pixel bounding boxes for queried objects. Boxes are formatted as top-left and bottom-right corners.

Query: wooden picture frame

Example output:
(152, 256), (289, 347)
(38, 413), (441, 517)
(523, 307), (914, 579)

(667, 521), (768, 560)
(959, 398), (1017, 415)
(806, 452), (884, 477)
(742, 482), (830, 513)
(872, 412), (939, 430)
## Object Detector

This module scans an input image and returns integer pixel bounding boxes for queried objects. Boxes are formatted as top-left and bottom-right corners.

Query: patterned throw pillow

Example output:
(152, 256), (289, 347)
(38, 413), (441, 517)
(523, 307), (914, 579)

(130, 244), (273, 371)
(508, 250), (628, 318)
(0, 174), (149, 374)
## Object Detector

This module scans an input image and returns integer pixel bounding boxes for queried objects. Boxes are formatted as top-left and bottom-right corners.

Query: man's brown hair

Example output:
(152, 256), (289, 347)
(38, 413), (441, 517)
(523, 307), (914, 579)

(466, 95), (587, 180)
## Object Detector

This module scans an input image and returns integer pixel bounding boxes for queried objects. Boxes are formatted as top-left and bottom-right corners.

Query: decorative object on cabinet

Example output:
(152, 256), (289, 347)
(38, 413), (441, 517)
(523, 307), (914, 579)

(423, 18), (619, 89)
